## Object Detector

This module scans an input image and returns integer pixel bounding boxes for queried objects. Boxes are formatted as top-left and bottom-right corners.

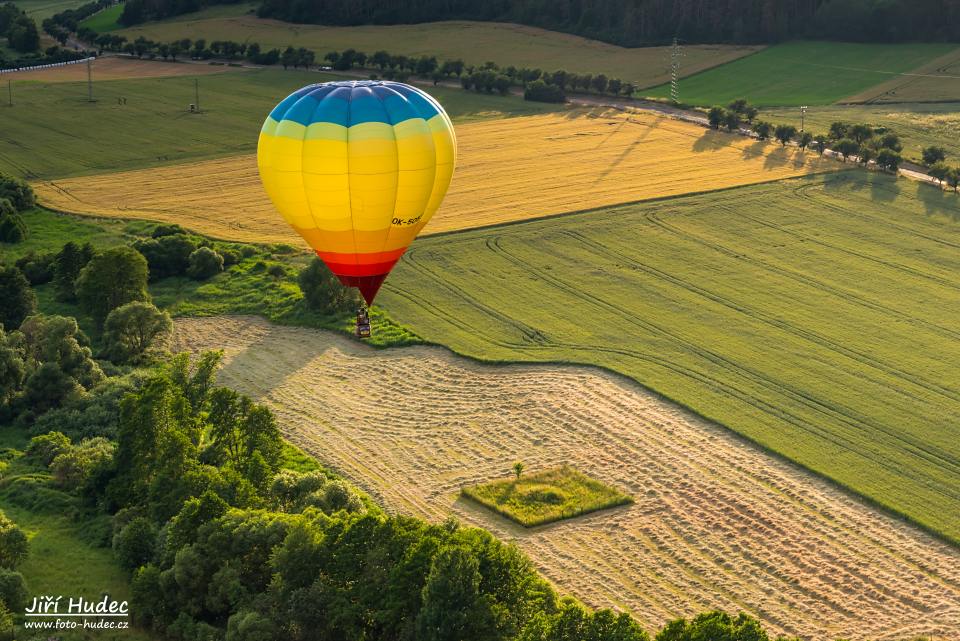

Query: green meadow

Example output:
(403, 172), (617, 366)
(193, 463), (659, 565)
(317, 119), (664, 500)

(644, 40), (958, 106)
(78, 3), (125, 33)
(380, 171), (960, 544)
(0, 67), (563, 179)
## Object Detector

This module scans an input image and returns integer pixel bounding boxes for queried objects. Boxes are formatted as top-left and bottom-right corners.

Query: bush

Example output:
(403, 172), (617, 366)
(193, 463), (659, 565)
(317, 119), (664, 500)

(297, 258), (355, 315)
(133, 234), (197, 280)
(0, 266), (36, 330)
(524, 79), (565, 103)
(0, 513), (28, 569)
(218, 247), (241, 267)
(266, 263), (286, 280)
(0, 214), (27, 243)
(102, 301), (172, 364)
(113, 516), (156, 571)
(151, 223), (186, 238)
(186, 247), (224, 280)
(14, 251), (56, 285)
(27, 431), (72, 466)
(0, 568), (28, 611)
(0, 173), (34, 212)
(50, 437), (115, 491)
(238, 245), (258, 258)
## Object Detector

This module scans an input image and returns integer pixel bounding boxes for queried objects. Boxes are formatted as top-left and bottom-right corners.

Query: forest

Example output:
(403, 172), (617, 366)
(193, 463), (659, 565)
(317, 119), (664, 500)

(253, 0), (960, 45)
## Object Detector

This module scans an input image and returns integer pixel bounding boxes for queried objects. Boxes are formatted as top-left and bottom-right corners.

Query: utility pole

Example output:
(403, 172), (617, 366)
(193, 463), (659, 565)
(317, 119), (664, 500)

(87, 57), (94, 102)
(195, 78), (200, 113)
(800, 105), (808, 132)
(670, 37), (682, 104)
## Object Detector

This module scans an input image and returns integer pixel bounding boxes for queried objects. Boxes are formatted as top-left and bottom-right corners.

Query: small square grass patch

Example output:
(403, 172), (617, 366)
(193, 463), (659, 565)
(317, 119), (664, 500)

(461, 465), (632, 527)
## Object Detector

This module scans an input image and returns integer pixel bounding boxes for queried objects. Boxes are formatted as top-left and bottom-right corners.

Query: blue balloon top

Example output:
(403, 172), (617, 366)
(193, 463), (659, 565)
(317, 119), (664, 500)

(266, 80), (444, 129)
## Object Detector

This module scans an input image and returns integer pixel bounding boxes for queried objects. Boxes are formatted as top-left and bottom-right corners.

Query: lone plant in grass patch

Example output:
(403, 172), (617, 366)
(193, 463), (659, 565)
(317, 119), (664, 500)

(461, 465), (632, 527)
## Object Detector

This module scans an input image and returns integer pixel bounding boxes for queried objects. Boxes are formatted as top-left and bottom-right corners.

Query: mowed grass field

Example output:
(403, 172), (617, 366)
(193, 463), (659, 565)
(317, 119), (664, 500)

(78, 3), (124, 32)
(843, 47), (960, 104)
(115, 4), (760, 88)
(33, 110), (838, 242)
(0, 67), (559, 179)
(763, 102), (960, 164)
(376, 171), (960, 544)
(643, 40), (958, 106)
(174, 315), (960, 640)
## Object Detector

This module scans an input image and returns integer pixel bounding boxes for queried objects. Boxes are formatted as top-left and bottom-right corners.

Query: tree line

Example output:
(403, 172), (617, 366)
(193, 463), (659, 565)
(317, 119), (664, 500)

(255, 0), (960, 46)
(705, 101), (911, 173)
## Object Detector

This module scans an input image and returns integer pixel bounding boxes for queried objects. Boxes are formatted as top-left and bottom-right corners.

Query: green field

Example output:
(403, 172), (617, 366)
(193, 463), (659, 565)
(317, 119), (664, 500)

(78, 3), (124, 32)
(114, 4), (760, 88)
(379, 171), (960, 544)
(0, 68), (562, 179)
(644, 41), (958, 107)
(462, 465), (632, 527)
(763, 102), (960, 164)
(15, 0), (87, 21)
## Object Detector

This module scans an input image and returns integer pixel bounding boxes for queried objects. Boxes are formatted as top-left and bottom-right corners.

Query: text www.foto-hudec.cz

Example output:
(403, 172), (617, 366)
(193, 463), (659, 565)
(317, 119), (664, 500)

(23, 595), (129, 631)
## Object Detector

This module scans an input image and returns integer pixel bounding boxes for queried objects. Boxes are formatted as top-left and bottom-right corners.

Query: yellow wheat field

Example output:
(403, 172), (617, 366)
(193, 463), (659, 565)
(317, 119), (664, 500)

(35, 110), (838, 243)
(174, 316), (960, 641)
(7, 56), (240, 83)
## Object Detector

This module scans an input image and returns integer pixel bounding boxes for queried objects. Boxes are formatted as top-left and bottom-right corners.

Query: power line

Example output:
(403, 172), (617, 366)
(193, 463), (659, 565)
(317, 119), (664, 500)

(670, 38), (684, 104)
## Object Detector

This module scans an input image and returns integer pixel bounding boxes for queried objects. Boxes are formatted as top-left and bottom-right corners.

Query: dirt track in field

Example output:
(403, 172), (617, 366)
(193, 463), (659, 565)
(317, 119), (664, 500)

(4, 56), (239, 83)
(34, 109), (838, 243)
(173, 316), (960, 641)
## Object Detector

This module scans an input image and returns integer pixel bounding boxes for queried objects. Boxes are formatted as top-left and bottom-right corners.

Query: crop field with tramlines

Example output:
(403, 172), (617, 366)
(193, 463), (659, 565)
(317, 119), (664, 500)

(371, 171), (960, 545)
(174, 315), (960, 641)
(33, 110), (839, 242)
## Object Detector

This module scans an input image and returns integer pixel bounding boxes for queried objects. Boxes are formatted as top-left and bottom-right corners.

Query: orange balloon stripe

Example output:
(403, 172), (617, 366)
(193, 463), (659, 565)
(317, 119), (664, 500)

(315, 246), (407, 266)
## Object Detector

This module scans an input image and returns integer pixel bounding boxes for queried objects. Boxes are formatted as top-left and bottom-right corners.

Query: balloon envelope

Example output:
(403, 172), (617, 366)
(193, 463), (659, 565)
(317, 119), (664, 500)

(257, 80), (456, 305)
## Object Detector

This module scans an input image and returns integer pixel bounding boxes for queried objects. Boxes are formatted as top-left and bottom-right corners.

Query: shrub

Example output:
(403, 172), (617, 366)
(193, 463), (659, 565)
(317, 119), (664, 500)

(133, 234), (197, 280)
(0, 568), (28, 611)
(218, 247), (241, 267)
(524, 79), (565, 103)
(102, 301), (172, 364)
(0, 211), (27, 243)
(27, 431), (72, 466)
(113, 516), (156, 571)
(238, 245), (258, 258)
(14, 251), (55, 285)
(50, 437), (115, 491)
(0, 173), (34, 212)
(297, 258), (355, 315)
(0, 513), (28, 569)
(186, 247), (224, 280)
(266, 263), (286, 280)
(151, 223), (186, 238)
(0, 266), (36, 330)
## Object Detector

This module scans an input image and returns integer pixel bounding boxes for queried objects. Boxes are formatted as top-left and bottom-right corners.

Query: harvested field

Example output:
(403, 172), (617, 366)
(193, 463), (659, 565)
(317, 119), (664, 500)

(33, 110), (838, 242)
(4, 56), (238, 83)
(173, 315), (960, 641)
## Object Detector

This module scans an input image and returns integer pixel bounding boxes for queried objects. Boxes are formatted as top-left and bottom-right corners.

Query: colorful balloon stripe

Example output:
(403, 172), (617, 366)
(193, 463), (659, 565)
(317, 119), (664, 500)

(257, 80), (456, 305)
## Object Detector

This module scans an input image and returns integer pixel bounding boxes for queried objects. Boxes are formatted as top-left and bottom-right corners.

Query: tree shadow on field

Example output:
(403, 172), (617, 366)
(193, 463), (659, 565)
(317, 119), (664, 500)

(741, 140), (767, 160)
(692, 128), (735, 152)
(869, 172), (901, 203)
(915, 180), (960, 220)
(763, 145), (789, 169)
(215, 321), (337, 398)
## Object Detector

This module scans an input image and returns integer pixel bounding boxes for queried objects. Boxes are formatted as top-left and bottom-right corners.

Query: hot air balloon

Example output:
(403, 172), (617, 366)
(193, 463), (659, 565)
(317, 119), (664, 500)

(257, 80), (457, 337)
